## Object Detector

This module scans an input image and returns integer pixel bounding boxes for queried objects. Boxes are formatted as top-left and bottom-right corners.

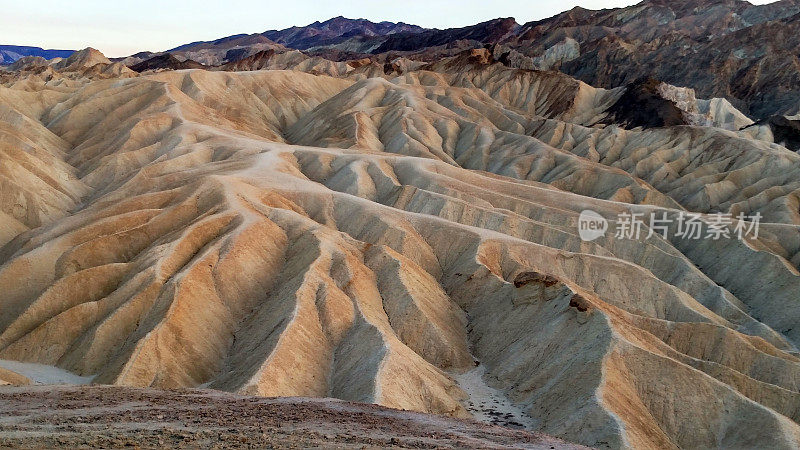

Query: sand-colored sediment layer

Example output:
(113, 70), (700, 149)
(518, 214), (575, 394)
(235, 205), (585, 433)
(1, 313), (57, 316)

(1, 62), (800, 448)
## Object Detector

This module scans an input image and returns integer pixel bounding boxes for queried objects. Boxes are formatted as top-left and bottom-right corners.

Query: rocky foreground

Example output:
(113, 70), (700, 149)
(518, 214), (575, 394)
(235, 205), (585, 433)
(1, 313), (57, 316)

(0, 385), (580, 449)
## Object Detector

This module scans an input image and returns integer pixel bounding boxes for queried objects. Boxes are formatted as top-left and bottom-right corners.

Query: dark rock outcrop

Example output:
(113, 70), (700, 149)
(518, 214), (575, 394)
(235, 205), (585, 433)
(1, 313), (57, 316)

(603, 78), (689, 129)
(749, 116), (800, 152)
(129, 53), (205, 72)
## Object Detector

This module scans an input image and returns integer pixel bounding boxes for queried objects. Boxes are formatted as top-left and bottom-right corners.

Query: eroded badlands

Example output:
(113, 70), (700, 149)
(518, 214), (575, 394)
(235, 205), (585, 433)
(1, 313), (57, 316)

(1, 49), (800, 449)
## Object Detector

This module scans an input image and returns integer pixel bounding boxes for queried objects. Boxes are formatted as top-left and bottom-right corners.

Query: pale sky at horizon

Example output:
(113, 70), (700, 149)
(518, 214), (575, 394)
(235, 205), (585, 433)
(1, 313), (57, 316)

(1, 0), (780, 57)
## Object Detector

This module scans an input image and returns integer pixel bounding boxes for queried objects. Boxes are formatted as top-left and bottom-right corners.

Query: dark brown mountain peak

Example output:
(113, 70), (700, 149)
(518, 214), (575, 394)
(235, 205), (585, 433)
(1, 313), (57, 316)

(603, 77), (689, 128)
(218, 49), (277, 71)
(129, 53), (204, 73)
(372, 18), (519, 54)
(262, 17), (426, 50)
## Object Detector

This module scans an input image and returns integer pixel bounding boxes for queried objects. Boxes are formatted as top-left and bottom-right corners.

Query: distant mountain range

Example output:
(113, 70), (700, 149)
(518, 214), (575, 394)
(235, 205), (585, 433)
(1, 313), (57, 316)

(262, 16), (425, 50)
(6, 0), (800, 118)
(0, 45), (74, 64)
(115, 1), (800, 119)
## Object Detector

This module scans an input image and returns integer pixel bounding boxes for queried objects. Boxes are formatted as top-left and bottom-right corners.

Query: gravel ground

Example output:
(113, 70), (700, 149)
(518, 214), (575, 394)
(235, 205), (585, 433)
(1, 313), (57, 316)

(0, 385), (586, 449)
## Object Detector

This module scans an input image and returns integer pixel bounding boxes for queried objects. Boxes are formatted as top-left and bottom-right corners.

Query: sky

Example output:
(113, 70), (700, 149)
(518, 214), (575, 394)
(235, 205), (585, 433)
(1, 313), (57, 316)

(1, 0), (780, 57)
